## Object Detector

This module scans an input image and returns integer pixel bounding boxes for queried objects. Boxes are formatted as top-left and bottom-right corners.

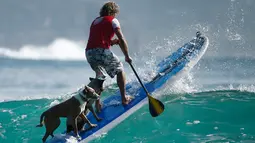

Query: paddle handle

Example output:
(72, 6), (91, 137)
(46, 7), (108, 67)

(129, 63), (150, 95)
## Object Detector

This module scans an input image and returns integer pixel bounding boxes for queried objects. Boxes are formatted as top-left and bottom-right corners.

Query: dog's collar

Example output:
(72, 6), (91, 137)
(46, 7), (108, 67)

(78, 88), (88, 102)
(73, 88), (88, 105)
(77, 86), (100, 102)
(78, 93), (88, 102)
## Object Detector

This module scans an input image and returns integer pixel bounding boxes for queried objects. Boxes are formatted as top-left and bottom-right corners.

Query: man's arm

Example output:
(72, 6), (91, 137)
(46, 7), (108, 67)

(115, 28), (132, 63)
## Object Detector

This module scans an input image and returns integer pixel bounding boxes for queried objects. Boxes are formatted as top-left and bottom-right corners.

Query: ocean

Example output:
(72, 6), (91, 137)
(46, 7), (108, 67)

(1, 0), (255, 143)
(1, 50), (255, 143)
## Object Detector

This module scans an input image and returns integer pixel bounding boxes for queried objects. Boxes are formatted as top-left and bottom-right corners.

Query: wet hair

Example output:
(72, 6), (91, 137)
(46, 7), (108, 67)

(99, 1), (119, 17)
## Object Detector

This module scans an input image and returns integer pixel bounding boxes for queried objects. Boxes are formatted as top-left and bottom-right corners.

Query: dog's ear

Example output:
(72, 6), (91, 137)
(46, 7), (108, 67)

(84, 85), (95, 93)
(82, 86), (88, 95)
(90, 77), (106, 83)
(89, 77), (95, 81)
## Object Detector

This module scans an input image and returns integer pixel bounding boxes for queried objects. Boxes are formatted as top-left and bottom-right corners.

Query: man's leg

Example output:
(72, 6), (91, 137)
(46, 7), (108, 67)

(86, 50), (105, 112)
(117, 71), (131, 105)
(102, 49), (133, 105)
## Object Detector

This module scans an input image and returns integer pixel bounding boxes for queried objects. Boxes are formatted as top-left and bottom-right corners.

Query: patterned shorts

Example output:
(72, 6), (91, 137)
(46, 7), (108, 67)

(86, 48), (124, 79)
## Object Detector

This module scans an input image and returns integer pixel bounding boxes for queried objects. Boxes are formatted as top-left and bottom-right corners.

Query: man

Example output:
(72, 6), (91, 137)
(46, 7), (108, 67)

(85, 1), (133, 111)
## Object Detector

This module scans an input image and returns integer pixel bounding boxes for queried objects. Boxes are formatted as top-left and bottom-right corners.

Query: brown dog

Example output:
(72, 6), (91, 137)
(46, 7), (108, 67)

(66, 77), (104, 133)
(36, 85), (100, 142)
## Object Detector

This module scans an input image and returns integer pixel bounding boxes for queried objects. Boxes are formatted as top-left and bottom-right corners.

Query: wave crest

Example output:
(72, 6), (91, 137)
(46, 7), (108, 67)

(0, 38), (85, 61)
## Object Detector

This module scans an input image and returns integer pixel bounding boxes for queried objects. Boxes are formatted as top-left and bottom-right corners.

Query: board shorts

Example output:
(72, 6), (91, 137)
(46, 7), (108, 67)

(86, 48), (124, 79)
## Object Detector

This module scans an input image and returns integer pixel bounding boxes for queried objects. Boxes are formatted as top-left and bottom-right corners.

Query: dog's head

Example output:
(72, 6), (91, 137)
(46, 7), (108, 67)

(79, 85), (99, 101)
(87, 77), (105, 95)
(79, 78), (105, 101)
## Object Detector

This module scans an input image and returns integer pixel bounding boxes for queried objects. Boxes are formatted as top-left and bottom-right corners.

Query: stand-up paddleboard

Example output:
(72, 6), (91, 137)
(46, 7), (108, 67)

(47, 31), (208, 143)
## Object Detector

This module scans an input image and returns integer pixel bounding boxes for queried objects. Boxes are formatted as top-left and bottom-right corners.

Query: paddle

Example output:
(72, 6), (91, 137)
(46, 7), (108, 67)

(128, 63), (165, 117)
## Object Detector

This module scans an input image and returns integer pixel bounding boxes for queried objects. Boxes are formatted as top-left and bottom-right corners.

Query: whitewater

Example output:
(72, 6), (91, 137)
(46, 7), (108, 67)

(0, 39), (85, 61)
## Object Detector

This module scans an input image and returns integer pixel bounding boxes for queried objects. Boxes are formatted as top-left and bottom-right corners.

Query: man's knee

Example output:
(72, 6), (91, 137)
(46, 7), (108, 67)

(116, 70), (125, 77)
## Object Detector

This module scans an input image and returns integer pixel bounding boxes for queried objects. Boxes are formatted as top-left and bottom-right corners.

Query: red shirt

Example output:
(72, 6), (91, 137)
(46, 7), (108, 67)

(86, 16), (120, 50)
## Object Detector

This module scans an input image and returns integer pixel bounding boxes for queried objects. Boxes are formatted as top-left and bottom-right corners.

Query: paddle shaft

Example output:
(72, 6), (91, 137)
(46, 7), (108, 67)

(129, 63), (150, 96)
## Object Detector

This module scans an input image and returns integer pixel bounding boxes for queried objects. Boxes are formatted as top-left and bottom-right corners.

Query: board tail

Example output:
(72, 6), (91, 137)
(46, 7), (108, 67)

(36, 112), (45, 127)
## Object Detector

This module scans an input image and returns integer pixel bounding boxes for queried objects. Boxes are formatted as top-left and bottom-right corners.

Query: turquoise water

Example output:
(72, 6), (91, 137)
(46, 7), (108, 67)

(1, 56), (255, 143)
(97, 90), (255, 143)
(1, 90), (255, 143)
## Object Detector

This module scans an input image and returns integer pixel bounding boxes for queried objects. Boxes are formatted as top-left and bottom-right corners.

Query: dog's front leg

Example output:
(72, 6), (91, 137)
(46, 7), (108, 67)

(95, 99), (102, 113)
(88, 106), (102, 121)
(80, 112), (97, 128)
(71, 117), (81, 140)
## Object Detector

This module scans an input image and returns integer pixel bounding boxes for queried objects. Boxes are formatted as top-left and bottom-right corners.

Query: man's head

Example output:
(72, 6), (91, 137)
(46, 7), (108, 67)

(99, 1), (119, 17)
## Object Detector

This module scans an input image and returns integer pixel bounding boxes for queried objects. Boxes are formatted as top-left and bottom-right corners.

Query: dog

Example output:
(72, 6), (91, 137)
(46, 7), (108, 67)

(66, 77), (105, 133)
(36, 84), (100, 142)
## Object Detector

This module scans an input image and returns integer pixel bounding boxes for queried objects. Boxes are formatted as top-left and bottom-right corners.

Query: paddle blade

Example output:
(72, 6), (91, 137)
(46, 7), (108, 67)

(148, 95), (165, 117)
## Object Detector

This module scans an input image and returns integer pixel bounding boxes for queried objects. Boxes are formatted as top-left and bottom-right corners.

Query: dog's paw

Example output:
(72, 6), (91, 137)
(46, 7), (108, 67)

(97, 117), (103, 122)
(36, 124), (43, 127)
(76, 135), (82, 141)
(90, 123), (97, 128)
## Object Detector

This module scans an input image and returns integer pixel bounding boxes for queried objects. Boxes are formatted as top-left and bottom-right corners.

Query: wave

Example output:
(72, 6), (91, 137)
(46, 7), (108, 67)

(2, 89), (255, 143)
(0, 38), (86, 61)
(1, 83), (255, 103)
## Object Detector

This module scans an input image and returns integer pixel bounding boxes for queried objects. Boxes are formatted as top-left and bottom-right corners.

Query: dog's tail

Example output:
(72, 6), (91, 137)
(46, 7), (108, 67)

(36, 112), (45, 127)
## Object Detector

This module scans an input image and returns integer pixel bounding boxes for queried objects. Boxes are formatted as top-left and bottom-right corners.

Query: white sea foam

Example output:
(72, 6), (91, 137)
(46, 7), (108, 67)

(0, 38), (85, 61)
(153, 36), (209, 96)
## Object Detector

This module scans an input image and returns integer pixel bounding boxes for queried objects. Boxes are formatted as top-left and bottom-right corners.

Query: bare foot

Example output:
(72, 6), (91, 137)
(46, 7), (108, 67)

(122, 95), (134, 105)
